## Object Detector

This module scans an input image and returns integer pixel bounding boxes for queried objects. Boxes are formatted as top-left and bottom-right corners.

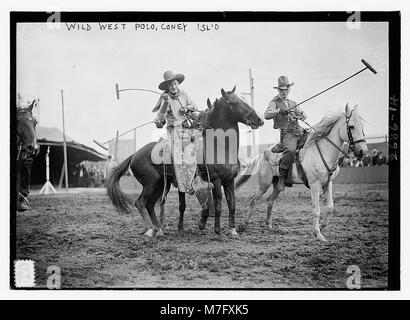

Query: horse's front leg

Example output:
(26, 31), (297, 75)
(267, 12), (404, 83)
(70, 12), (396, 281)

(223, 182), (238, 238)
(320, 181), (334, 230)
(178, 191), (186, 235)
(310, 181), (327, 242)
(266, 179), (281, 230)
(212, 181), (222, 235)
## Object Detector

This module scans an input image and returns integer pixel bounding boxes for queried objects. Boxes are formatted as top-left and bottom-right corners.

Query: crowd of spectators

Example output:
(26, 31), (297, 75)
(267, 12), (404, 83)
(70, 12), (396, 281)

(339, 149), (388, 168)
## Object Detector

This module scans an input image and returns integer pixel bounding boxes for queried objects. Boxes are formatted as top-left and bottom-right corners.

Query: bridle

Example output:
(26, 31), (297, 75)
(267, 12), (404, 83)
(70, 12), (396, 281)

(345, 110), (366, 153)
(310, 110), (367, 190)
(310, 110), (367, 179)
(223, 95), (258, 128)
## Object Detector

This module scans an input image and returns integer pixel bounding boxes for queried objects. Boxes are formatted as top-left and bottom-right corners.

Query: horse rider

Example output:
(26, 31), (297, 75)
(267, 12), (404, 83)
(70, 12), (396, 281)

(153, 70), (198, 195)
(264, 75), (307, 191)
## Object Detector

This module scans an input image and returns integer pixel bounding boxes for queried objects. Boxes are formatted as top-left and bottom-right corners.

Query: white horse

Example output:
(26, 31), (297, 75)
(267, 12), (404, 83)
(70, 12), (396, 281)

(235, 103), (368, 241)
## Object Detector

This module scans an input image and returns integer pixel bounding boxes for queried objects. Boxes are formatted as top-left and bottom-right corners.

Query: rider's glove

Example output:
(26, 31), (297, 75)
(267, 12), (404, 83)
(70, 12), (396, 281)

(279, 106), (289, 115)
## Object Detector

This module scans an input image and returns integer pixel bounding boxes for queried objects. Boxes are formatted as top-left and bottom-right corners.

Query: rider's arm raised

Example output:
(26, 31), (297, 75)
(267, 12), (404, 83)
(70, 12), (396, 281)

(156, 96), (170, 122)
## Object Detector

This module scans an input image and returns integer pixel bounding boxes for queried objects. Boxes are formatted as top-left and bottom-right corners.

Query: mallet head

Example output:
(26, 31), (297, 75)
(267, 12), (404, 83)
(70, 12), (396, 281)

(115, 83), (120, 100)
(361, 59), (377, 74)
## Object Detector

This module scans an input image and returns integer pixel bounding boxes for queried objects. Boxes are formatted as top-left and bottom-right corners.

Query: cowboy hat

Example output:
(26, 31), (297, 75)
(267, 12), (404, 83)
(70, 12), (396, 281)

(273, 75), (294, 89)
(158, 70), (185, 90)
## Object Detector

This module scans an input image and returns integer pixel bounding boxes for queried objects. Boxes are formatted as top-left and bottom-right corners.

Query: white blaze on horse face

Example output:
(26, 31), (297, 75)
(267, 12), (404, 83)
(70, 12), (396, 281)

(350, 105), (368, 156)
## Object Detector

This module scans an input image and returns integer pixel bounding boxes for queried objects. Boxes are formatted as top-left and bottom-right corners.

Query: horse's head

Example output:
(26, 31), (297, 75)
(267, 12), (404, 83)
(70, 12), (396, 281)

(339, 103), (368, 159)
(219, 86), (264, 129)
(17, 99), (39, 159)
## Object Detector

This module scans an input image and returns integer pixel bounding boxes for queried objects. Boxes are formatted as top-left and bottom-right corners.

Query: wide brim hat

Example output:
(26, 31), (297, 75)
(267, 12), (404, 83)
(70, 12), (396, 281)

(273, 75), (294, 89)
(158, 70), (185, 91)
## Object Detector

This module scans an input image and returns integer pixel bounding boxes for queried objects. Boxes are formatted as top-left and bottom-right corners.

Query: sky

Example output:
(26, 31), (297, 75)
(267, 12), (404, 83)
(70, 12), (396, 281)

(16, 21), (388, 154)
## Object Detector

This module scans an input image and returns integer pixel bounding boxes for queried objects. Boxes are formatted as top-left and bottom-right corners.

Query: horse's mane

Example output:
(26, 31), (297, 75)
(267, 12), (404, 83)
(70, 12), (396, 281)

(305, 112), (343, 146)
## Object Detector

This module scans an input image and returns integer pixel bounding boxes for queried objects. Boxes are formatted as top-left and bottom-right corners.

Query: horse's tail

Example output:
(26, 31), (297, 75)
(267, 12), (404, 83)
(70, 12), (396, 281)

(106, 155), (134, 215)
(235, 154), (261, 191)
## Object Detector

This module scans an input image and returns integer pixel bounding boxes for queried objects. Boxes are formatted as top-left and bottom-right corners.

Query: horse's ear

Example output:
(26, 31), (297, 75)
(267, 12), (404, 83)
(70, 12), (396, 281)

(345, 102), (352, 114)
(207, 98), (213, 109)
(221, 88), (227, 99)
(232, 85), (236, 93)
(27, 100), (36, 112)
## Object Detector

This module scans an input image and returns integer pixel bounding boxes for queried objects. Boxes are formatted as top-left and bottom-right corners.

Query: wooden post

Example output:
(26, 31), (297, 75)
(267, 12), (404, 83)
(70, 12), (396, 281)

(58, 163), (65, 189)
(61, 90), (69, 192)
(133, 128), (136, 153)
(249, 69), (257, 157)
(39, 146), (57, 194)
(114, 130), (119, 162)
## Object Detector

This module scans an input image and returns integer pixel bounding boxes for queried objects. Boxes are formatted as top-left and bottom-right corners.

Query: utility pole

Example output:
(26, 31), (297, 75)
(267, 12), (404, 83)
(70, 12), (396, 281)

(133, 128), (137, 153)
(114, 130), (119, 162)
(242, 69), (257, 157)
(61, 90), (69, 192)
(249, 69), (257, 156)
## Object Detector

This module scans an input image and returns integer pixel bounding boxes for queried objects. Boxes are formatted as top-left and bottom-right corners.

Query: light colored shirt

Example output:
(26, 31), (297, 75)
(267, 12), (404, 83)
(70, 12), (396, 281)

(156, 90), (197, 127)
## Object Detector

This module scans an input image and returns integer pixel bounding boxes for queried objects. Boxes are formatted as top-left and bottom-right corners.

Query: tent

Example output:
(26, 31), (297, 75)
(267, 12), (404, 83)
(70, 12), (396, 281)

(31, 127), (108, 188)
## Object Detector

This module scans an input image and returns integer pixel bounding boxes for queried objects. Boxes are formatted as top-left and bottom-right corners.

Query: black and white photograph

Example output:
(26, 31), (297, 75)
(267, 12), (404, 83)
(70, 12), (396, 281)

(8, 9), (401, 294)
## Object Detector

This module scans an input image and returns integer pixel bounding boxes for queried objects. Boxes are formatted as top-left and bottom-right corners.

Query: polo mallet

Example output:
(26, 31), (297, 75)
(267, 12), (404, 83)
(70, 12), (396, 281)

(93, 120), (154, 150)
(115, 82), (162, 100)
(288, 59), (377, 112)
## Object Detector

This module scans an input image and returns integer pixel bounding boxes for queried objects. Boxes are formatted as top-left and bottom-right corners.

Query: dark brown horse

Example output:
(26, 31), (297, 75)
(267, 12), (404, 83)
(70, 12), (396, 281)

(107, 86), (263, 239)
(16, 100), (39, 211)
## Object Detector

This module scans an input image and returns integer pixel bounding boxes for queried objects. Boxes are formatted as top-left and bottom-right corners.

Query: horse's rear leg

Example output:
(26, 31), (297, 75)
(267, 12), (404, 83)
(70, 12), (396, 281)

(146, 180), (170, 237)
(320, 181), (334, 230)
(146, 200), (163, 236)
(266, 179), (281, 230)
(199, 180), (222, 233)
(310, 181), (327, 242)
(135, 190), (156, 239)
(244, 185), (269, 229)
(159, 179), (172, 230)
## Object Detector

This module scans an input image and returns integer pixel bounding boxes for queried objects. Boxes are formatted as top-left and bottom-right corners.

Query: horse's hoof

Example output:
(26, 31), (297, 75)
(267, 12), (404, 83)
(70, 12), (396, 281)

(237, 224), (246, 232)
(217, 233), (227, 242)
(143, 229), (154, 240)
(178, 227), (185, 236)
(17, 202), (30, 212)
(229, 228), (239, 238)
(156, 229), (165, 237)
(316, 232), (328, 242)
(139, 228), (148, 235)
(214, 225), (222, 235)
(198, 219), (207, 230)
(161, 222), (169, 230)
(267, 224), (273, 230)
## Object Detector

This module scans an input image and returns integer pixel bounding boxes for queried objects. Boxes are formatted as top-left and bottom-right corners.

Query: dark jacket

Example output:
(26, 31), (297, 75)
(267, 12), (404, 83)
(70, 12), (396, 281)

(264, 95), (306, 130)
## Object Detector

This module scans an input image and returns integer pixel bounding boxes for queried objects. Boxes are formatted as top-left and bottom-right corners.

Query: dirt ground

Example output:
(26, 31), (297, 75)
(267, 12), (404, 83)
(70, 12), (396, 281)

(15, 180), (388, 289)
